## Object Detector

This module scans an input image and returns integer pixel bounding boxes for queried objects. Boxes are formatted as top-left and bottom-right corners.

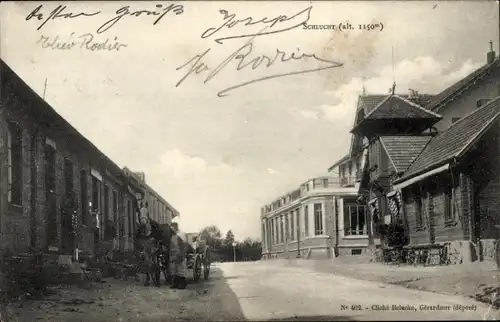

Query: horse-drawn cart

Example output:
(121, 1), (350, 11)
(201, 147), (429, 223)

(185, 237), (211, 282)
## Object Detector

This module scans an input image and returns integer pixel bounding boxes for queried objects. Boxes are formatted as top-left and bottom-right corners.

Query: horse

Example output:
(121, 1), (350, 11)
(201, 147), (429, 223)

(135, 218), (174, 286)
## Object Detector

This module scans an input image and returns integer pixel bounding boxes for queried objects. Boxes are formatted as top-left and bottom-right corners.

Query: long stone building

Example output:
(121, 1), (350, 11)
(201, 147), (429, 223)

(0, 60), (178, 257)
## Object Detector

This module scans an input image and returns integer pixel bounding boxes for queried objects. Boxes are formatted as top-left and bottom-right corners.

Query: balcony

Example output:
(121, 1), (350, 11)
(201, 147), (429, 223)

(340, 176), (356, 188)
(262, 176), (360, 216)
(355, 168), (364, 181)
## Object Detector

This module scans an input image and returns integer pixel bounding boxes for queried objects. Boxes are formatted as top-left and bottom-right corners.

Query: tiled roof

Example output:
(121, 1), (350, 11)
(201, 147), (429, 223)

(364, 95), (442, 120)
(359, 94), (435, 115)
(1, 59), (126, 176)
(397, 96), (500, 182)
(426, 58), (500, 112)
(328, 154), (349, 171)
(379, 136), (433, 173)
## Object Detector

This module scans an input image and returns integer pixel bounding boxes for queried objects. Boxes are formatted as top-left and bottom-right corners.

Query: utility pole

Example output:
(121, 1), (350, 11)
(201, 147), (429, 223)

(43, 78), (48, 100)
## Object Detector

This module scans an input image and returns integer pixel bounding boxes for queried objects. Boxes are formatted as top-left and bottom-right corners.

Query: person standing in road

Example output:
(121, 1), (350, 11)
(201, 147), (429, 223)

(169, 222), (188, 289)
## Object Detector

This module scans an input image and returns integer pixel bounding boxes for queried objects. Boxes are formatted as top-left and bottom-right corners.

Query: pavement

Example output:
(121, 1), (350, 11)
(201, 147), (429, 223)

(222, 261), (500, 321)
(270, 257), (500, 306)
(1, 261), (499, 321)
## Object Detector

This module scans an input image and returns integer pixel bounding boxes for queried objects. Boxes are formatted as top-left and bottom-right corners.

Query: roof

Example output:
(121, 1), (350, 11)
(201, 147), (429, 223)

(364, 95), (442, 120)
(426, 58), (500, 112)
(327, 154), (350, 171)
(396, 96), (500, 182)
(349, 93), (434, 156)
(379, 136), (433, 173)
(123, 166), (179, 216)
(359, 94), (435, 115)
(1, 59), (125, 179)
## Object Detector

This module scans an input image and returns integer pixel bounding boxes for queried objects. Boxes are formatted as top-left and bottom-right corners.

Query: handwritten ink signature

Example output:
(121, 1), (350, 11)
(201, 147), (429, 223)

(97, 3), (184, 34)
(25, 3), (184, 34)
(201, 6), (312, 44)
(26, 5), (101, 31)
(175, 32), (343, 97)
(36, 33), (128, 52)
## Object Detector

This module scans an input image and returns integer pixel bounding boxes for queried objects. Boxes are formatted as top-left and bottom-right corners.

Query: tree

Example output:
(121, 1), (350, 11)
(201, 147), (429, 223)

(235, 237), (262, 261)
(223, 230), (235, 247)
(198, 225), (222, 248)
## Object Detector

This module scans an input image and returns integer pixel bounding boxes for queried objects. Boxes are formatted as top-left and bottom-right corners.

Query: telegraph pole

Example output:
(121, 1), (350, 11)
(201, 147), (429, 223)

(43, 78), (48, 100)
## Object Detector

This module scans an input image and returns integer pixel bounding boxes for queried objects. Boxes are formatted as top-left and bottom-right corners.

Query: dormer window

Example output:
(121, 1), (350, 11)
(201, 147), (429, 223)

(477, 99), (490, 108)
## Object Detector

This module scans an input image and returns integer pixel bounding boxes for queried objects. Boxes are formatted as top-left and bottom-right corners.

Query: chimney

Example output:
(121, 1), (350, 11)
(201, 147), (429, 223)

(487, 40), (496, 64)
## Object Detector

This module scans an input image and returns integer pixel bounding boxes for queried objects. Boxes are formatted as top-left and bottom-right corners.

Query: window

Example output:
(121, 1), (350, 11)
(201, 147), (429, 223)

(80, 170), (88, 225)
(112, 190), (118, 223)
(91, 177), (99, 212)
(295, 209), (300, 237)
(348, 162), (352, 176)
(64, 158), (74, 199)
(290, 212), (295, 240)
(104, 185), (109, 220)
(7, 122), (22, 206)
(280, 215), (284, 243)
(351, 249), (362, 256)
(477, 99), (490, 108)
(91, 176), (100, 231)
(343, 202), (368, 236)
(270, 218), (274, 245)
(285, 214), (289, 241)
(323, 178), (328, 188)
(452, 117), (461, 124)
(277, 217), (280, 243)
(314, 203), (323, 235)
(127, 200), (133, 237)
(304, 205), (309, 237)
(444, 186), (453, 222)
(415, 194), (423, 228)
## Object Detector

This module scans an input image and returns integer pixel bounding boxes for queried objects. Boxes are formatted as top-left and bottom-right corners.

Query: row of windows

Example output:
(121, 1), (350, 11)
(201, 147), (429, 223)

(413, 185), (455, 228)
(264, 180), (333, 213)
(266, 203), (324, 246)
(343, 203), (368, 236)
(5, 123), (138, 240)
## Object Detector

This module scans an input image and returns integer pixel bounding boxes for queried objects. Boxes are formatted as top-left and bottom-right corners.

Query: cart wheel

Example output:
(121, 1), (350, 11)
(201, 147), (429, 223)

(193, 256), (202, 282)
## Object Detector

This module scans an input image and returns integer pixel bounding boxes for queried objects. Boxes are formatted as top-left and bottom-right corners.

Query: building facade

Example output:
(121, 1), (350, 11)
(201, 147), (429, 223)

(350, 45), (500, 264)
(327, 153), (375, 256)
(391, 49), (500, 264)
(260, 173), (364, 259)
(0, 60), (178, 258)
(122, 168), (179, 225)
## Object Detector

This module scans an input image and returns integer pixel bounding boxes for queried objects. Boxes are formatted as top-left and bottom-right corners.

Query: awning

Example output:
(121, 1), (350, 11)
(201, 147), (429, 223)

(393, 163), (449, 190)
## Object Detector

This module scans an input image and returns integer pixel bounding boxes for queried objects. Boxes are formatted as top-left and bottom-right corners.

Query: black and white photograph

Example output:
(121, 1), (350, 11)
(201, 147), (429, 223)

(1, 0), (500, 321)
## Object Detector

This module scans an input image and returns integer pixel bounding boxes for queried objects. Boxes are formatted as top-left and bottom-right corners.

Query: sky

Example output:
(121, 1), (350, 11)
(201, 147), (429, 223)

(1, 1), (498, 241)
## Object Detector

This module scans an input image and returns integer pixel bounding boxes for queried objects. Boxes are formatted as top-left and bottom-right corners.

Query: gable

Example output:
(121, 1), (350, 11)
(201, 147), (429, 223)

(427, 58), (500, 112)
(396, 96), (500, 182)
(379, 136), (433, 174)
